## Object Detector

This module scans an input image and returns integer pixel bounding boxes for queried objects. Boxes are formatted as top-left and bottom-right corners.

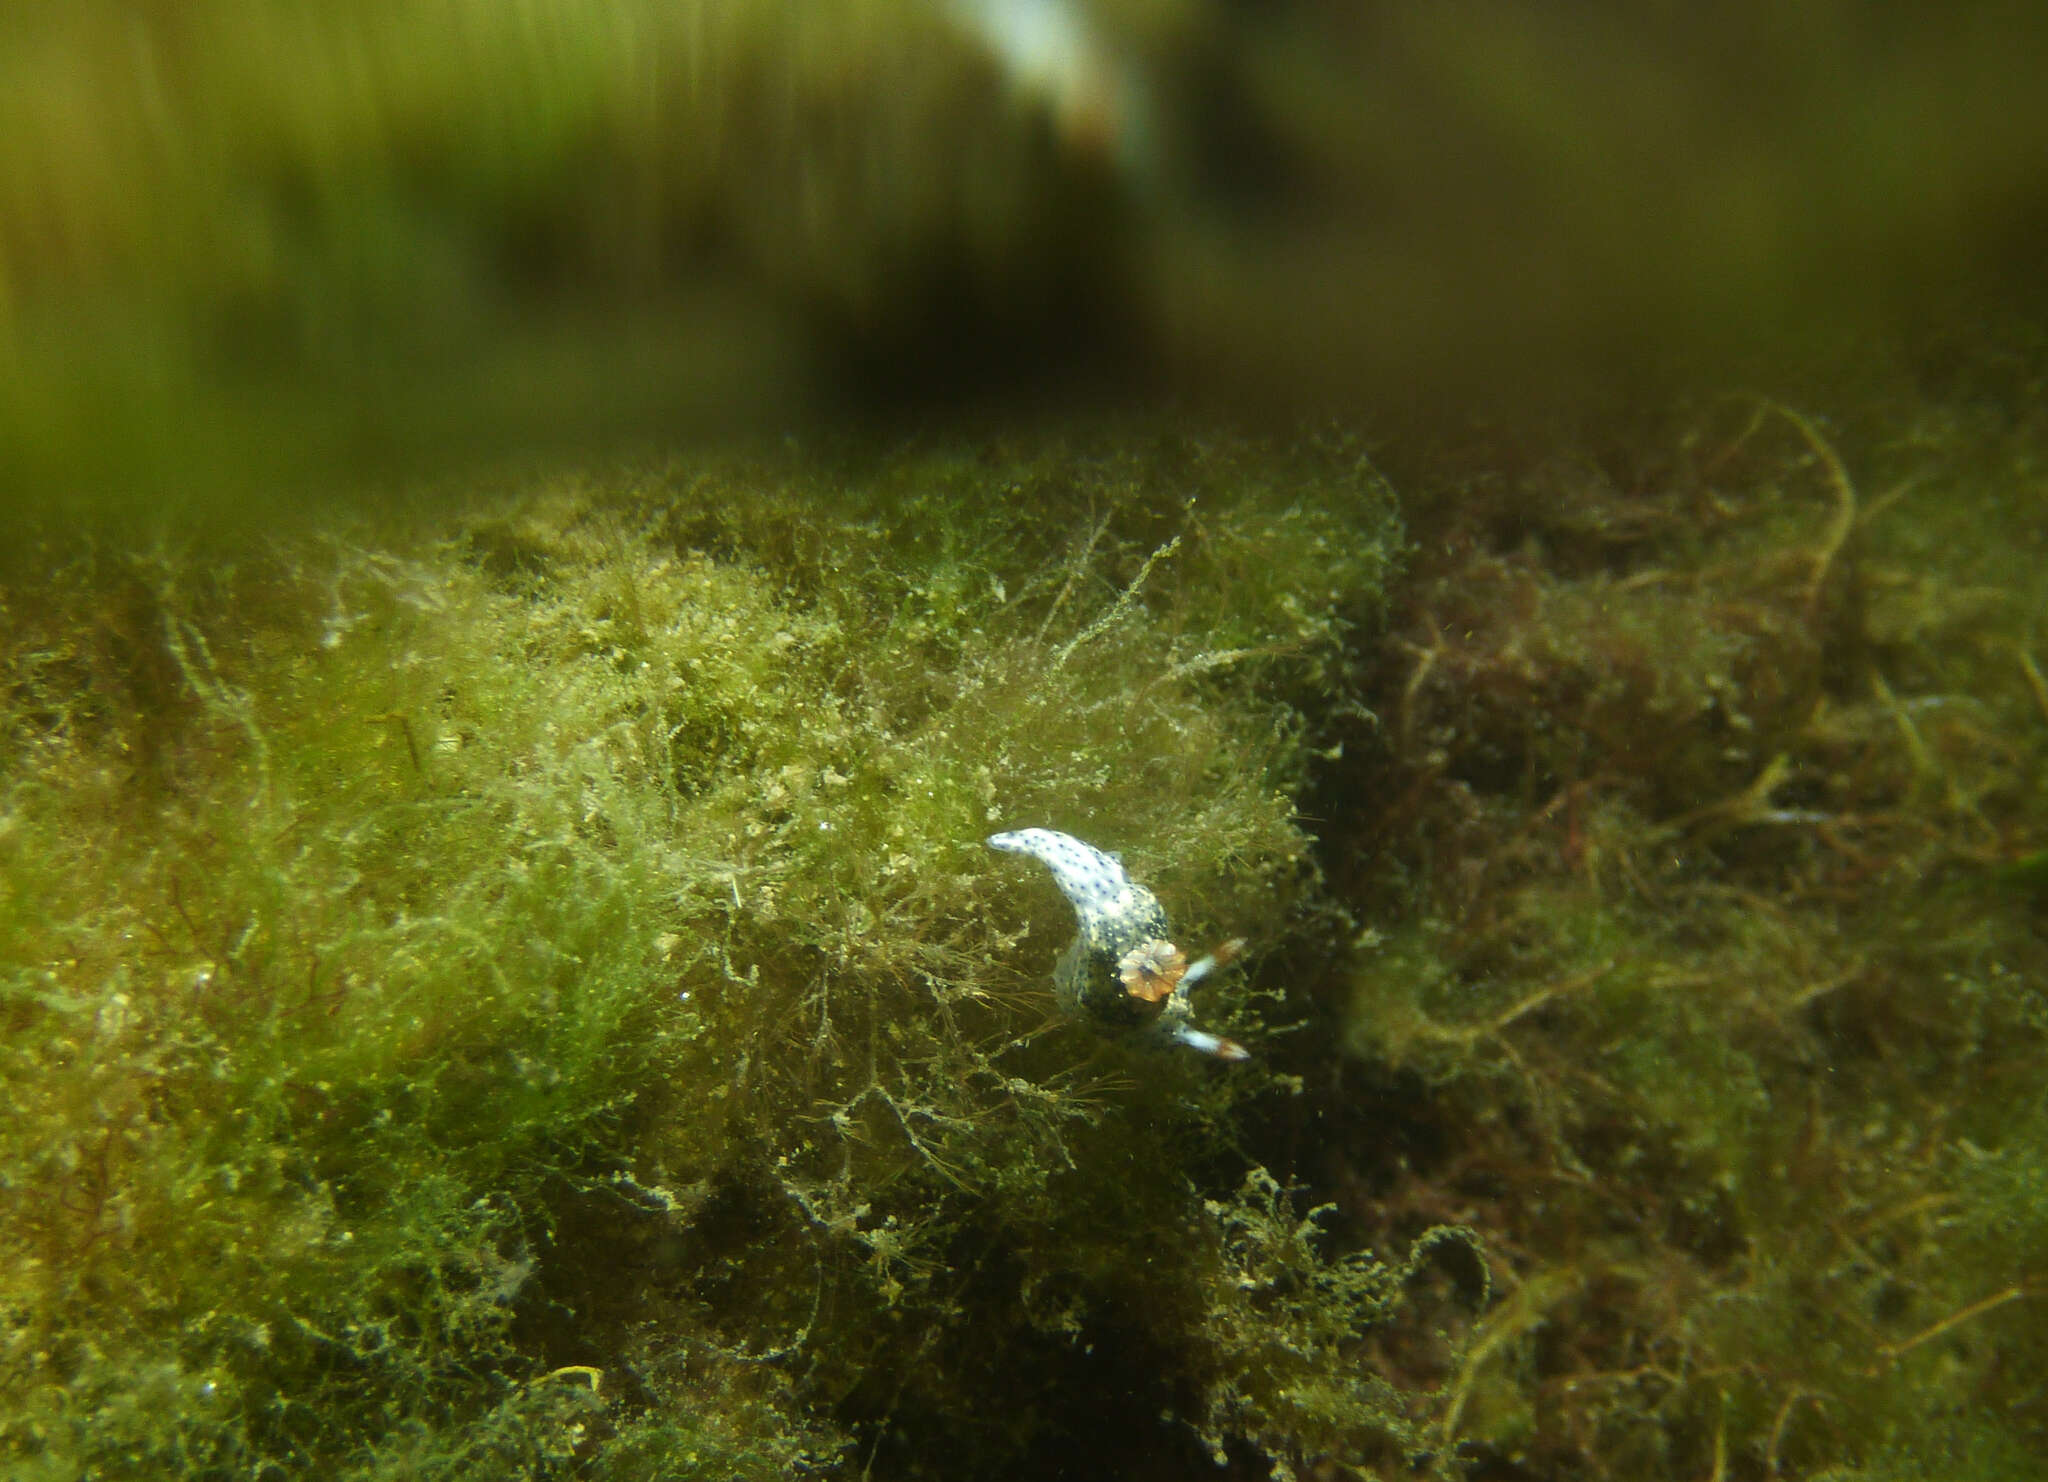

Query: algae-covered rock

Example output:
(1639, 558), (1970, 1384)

(8, 367), (2048, 1479)
(0, 425), (1435, 1479)
(1335, 389), (2048, 1479)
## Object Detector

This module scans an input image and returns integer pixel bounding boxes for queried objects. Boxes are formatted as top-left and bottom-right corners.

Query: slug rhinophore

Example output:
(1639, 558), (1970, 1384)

(987, 827), (1248, 1060)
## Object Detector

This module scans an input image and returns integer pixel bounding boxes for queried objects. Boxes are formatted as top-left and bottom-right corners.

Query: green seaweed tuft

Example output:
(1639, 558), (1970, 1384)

(1, 423), (1409, 1479)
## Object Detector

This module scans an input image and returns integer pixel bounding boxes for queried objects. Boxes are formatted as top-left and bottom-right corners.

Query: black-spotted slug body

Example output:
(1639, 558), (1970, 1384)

(987, 828), (1248, 1060)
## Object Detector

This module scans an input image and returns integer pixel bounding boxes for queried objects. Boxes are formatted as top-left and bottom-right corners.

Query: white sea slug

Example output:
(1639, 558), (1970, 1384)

(987, 827), (1248, 1060)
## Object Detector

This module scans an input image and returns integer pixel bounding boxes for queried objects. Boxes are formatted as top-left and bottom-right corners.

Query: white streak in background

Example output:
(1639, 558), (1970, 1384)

(1179, 937), (1243, 991)
(941, 0), (1152, 175)
(1165, 1024), (1249, 1062)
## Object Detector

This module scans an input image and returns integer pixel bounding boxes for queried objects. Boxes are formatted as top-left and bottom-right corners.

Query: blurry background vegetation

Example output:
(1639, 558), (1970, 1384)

(3, 2), (2048, 1480)
(4, 0), (2048, 516)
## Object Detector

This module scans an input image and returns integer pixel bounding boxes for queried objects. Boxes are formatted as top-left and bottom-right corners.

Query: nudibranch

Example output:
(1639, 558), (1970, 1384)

(987, 827), (1248, 1060)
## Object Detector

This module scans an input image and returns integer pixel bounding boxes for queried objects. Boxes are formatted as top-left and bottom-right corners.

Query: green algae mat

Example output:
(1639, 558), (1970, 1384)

(5, 399), (2047, 1479)
(4, 433), (1420, 1477)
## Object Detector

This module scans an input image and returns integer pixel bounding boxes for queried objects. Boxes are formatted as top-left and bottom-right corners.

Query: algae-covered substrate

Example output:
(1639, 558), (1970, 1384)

(4, 389), (2046, 1480)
